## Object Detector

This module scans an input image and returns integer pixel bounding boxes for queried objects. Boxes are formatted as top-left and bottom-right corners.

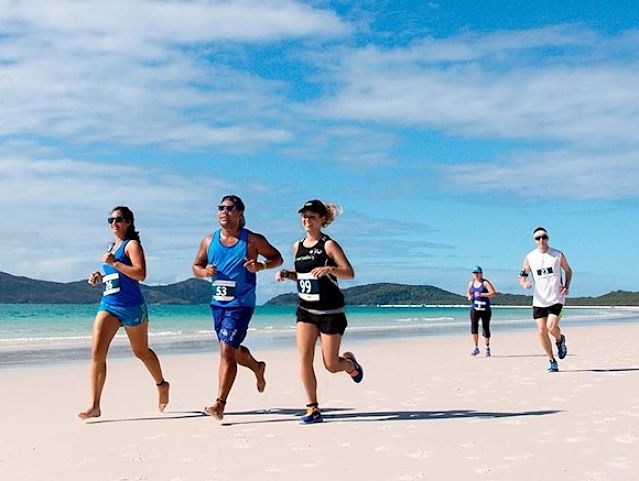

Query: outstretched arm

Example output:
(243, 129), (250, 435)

(312, 239), (354, 279)
(193, 235), (216, 278)
(560, 253), (573, 295)
(519, 258), (532, 289)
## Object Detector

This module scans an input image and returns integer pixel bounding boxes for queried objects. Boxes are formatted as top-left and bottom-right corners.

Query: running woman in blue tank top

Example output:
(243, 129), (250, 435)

(275, 199), (364, 424)
(79, 206), (169, 420)
(192, 195), (283, 420)
(466, 265), (497, 357)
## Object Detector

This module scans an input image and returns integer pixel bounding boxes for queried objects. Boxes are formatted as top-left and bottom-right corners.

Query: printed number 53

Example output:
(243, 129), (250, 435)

(216, 286), (227, 296)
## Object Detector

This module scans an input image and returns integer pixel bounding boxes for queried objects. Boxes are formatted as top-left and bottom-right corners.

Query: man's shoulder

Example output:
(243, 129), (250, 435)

(547, 247), (564, 257)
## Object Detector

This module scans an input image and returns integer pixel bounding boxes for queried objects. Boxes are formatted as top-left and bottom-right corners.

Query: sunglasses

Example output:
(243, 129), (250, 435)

(534, 234), (549, 241)
(217, 204), (237, 212)
(107, 216), (125, 224)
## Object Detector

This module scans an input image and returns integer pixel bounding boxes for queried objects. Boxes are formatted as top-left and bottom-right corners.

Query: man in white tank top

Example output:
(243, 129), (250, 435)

(519, 227), (573, 372)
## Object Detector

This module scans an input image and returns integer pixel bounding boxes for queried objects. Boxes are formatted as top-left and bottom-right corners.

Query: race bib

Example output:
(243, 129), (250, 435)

(103, 273), (121, 296)
(536, 267), (554, 277)
(473, 300), (487, 311)
(213, 280), (236, 302)
(297, 272), (320, 301)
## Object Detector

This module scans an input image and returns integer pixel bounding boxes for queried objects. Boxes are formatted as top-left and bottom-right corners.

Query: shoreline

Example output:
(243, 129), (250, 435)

(3, 312), (639, 369)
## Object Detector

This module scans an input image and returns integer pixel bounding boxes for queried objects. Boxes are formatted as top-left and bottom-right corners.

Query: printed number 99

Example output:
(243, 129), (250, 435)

(299, 280), (313, 294)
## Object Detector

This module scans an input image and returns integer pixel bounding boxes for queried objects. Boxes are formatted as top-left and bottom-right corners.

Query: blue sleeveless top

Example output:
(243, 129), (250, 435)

(469, 282), (491, 312)
(101, 240), (145, 307)
(207, 228), (256, 308)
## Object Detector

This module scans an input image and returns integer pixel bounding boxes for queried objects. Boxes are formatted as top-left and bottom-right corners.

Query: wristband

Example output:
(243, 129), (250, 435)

(261, 260), (268, 271)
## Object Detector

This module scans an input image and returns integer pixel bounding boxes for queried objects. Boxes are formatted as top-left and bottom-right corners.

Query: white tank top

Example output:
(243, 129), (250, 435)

(526, 247), (565, 307)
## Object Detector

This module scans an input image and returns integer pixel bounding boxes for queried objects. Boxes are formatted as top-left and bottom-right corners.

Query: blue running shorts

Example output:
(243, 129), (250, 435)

(211, 306), (254, 348)
(98, 300), (149, 328)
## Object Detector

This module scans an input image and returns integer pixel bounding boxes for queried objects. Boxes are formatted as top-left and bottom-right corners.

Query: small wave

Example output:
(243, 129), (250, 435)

(396, 316), (456, 323)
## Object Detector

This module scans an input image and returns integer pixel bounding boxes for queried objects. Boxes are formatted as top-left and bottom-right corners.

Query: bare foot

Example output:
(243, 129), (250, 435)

(78, 407), (101, 420)
(256, 361), (266, 393)
(203, 400), (224, 420)
(157, 380), (170, 412)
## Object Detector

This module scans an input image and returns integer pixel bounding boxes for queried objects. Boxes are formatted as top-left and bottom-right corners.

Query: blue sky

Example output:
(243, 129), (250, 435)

(1, 0), (638, 303)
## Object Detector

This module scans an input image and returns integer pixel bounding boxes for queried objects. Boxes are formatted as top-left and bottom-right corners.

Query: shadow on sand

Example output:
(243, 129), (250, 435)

(85, 406), (560, 426)
(218, 407), (561, 426)
(86, 410), (208, 424)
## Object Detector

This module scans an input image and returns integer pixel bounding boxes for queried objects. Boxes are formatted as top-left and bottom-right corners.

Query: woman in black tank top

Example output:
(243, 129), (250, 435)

(275, 199), (364, 424)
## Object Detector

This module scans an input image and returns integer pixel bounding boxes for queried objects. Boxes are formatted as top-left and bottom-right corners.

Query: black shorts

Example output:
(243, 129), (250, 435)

(470, 309), (491, 338)
(296, 307), (347, 335)
(533, 303), (563, 319)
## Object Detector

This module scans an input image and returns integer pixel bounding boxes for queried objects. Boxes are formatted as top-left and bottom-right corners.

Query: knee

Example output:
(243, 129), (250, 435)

(90, 346), (108, 362)
(323, 359), (342, 373)
(219, 343), (237, 362)
(132, 347), (151, 360)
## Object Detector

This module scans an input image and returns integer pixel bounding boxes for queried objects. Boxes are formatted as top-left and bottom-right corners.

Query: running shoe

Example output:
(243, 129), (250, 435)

(556, 334), (567, 360)
(343, 352), (364, 383)
(470, 347), (480, 356)
(300, 407), (323, 424)
(484, 346), (491, 357)
(548, 359), (559, 372)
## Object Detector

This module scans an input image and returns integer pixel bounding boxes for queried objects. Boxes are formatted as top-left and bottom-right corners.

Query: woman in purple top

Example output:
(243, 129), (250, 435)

(466, 265), (497, 357)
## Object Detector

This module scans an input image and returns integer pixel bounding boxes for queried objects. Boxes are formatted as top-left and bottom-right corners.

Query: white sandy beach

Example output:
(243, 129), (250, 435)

(1, 322), (638, 481)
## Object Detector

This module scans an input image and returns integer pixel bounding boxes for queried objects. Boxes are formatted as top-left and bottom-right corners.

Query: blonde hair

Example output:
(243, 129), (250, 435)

(321, 202), (342, 227)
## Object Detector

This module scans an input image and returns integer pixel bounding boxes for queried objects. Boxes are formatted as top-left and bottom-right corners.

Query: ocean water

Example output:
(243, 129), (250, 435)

(1, 303), (637, 366)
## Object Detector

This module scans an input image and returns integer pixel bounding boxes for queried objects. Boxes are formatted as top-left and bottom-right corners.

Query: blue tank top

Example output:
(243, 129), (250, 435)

(469, 282), (491, 312)
(101, 240), (145, 307)
(207, 228), (256, 308)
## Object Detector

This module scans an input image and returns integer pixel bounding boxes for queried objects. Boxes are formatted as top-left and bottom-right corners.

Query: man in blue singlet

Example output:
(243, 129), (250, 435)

(193, 195), (283, 420)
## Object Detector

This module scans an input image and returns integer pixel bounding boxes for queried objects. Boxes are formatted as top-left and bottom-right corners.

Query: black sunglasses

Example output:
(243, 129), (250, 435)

(534, 234), (549, 241)
(217, 204), (237, 212)
(107, 216), (125, 224)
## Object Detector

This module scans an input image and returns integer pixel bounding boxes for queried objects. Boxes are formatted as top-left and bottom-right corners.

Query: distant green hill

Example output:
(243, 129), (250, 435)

(266, 282), (639, 307)
(2, 272), (639, 306)
(0, 272), (211, 304)
(267, 282), (500, 306)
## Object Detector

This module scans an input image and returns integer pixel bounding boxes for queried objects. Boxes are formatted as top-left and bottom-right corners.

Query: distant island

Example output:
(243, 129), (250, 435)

(2, 272), (639, 306)
(265, 282), (639, 307)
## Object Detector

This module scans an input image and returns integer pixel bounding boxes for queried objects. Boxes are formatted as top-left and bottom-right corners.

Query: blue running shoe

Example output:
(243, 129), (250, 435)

(484, 346), (491, 357)
(344, 352), (364, 383)
(556, 334), (567, 360)
(300, 407), (323, 424)
(470, 347), (480, 356)
(548, 359), (559, 372)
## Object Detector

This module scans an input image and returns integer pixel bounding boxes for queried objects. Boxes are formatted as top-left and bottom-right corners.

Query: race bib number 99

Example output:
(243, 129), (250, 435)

(297, 272), (320, 301)
(213, 280), (236, 302)
(103, 273), (121, 296)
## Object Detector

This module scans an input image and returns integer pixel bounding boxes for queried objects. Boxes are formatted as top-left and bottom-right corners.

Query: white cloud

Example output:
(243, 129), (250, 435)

(318, 27), (639, 146)
(441, 148), (639, 200)
(0, 0), (347, 149)
(0, 155), (233, 283)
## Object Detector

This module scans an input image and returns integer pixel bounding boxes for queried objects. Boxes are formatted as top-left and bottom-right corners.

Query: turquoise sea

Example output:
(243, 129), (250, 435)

(1, 304), (638, 366)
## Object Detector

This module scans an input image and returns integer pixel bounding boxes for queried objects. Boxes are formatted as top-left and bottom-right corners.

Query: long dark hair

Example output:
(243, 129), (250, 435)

(111, 206), (140, 242)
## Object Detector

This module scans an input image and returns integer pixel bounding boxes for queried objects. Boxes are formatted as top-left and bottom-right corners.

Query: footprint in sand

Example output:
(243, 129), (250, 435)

(404, 449), (432, 459)
(614, 434), (639, 444)
(606, 457), (633, 468)
(398, 472), (426, 480)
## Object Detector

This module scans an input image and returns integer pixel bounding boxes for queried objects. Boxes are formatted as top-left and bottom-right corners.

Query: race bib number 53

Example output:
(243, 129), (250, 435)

(297, 272), (320, 301)
(213, 280), (236, 302)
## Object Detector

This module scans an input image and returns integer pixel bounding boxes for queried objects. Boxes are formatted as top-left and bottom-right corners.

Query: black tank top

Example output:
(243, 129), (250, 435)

(294, 235), (344, 311)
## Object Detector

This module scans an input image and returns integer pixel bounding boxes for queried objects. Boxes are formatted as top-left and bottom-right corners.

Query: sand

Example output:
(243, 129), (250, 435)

(1, 322), (638, 481)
